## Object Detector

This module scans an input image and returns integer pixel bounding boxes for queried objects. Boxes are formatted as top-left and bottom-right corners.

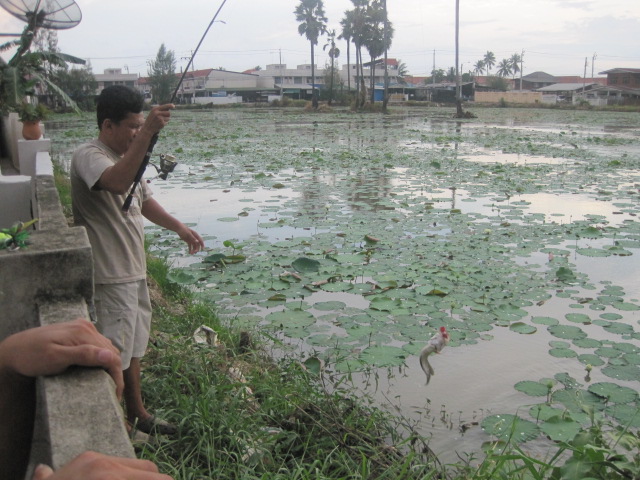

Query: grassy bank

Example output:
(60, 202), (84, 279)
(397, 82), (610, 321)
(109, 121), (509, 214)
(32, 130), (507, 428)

(142, 253), (441, 479)
(143, 254), (640, 480)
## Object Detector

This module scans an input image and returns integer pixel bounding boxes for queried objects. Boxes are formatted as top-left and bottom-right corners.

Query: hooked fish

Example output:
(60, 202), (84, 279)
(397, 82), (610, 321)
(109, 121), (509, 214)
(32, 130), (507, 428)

(419, 326), (450, 385)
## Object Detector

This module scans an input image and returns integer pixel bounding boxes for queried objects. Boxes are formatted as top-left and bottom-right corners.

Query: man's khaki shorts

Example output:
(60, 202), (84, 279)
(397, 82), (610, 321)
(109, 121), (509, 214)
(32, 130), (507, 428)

(94, 279), (152, 370)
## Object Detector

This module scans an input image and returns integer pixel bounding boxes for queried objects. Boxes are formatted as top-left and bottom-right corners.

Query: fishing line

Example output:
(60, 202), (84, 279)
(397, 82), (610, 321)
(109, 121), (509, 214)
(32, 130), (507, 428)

(122, 0), (229, 212)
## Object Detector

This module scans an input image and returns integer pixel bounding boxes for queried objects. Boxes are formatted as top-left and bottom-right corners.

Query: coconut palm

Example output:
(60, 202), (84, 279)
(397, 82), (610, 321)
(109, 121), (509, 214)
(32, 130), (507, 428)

(483, 51), (496, 75)
(361, 0), (393, 104)
(339, 11), (355, 93)
(294, 0), (328, 109)
(509, 52), (522, 78)
(473, 60), (485, 76)
(496, 59), (512, 77)
(347, 0), (370, 108)
(323, 29), (340, 104)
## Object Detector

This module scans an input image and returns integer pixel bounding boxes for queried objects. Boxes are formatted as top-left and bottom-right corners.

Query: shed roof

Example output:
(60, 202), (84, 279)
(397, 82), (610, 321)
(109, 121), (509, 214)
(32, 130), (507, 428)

(599, 68), (640, 75)
(536, 83), (598, 92)
(521, 71), (557, 82)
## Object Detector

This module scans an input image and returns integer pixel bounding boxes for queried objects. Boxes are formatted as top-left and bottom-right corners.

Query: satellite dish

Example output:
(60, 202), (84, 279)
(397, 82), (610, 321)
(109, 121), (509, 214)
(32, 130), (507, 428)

(0, 0), (82, 30)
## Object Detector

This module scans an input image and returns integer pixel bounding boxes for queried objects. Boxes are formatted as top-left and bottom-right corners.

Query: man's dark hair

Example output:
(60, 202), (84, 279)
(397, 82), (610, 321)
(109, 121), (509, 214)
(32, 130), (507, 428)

(96, 85), (145, 130)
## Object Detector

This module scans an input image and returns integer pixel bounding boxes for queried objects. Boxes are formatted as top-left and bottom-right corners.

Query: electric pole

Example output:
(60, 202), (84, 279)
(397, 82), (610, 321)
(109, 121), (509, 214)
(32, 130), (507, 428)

(519, 50), (524, 91)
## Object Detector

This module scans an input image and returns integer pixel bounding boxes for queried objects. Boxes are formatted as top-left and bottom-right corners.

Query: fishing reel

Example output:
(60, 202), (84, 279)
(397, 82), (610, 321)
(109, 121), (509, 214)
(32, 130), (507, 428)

(149, 154), (178, 180)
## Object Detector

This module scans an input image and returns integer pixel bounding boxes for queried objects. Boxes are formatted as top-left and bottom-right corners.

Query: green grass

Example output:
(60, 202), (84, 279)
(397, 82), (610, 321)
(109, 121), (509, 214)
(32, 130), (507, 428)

(141, 253), (442, 479)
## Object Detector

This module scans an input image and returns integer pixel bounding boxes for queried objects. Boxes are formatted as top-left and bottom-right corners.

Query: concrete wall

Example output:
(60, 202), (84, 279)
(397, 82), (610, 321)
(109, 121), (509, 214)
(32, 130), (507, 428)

(475, 91), (543, 104)
(0, 127), (134, 477)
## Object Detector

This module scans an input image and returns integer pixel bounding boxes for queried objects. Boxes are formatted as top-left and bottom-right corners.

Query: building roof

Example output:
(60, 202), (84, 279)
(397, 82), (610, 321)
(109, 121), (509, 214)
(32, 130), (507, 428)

(599, 68), (640, 75)
(521, 71), (557, 82)
(536, 83), (598, 92)
(363, 58), (399, 68)
(588, 85), (640, 96)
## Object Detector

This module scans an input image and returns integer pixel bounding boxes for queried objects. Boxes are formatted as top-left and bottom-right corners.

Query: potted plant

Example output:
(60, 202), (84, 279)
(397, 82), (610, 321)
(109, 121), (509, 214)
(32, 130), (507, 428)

(17, 101), (50, 140)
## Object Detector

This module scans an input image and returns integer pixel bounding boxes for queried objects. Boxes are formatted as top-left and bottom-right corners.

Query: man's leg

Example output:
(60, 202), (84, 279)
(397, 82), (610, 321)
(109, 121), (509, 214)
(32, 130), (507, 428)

(123, 357), (149, 423)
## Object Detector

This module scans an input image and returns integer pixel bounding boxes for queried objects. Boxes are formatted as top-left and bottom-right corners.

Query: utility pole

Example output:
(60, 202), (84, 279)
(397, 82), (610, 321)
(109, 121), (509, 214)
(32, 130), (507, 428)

(519, 50), (524, 91)
(279, 48), (283, 97)
(454, 0), (463, 117)
(432, 49), (436, 85)
(583, 56), (587, 91)
(382, 0), (389, 111)
(591, 52), (597, 79)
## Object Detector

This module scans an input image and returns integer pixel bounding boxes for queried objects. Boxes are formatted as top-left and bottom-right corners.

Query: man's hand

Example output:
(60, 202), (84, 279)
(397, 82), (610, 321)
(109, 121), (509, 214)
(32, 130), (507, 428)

(141, 103), (175, 137)
(0, 319), (123, 399)
(32, 452), (173, 480)
(141, 198), (205, 254)
(177, 225), (205, 254)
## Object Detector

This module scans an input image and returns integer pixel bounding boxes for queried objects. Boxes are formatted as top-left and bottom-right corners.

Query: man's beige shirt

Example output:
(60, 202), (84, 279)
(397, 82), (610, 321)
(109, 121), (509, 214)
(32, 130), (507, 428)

(71, 139), (152, 284)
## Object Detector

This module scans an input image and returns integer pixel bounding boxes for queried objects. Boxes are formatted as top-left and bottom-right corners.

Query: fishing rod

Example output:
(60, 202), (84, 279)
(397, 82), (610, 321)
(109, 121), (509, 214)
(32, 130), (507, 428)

(122, 0), (229, 212)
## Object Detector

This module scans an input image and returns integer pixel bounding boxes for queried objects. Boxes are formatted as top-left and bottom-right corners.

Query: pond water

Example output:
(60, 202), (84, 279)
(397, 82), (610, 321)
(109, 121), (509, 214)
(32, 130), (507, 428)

(49, 106), (640, 464)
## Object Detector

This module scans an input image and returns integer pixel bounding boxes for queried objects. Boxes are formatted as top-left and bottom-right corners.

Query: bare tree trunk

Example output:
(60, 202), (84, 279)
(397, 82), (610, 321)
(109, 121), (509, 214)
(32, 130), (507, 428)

(454, 0), (465, 118)
(370, 59), (376, 104)
(311, 42), (318, 109)
(382, 0), (389, 112)
(346, 41), (351, 94)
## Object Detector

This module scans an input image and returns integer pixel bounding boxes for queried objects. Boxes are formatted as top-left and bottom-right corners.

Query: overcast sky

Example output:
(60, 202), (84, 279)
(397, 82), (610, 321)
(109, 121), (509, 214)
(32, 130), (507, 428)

(1, 0), (639, 79)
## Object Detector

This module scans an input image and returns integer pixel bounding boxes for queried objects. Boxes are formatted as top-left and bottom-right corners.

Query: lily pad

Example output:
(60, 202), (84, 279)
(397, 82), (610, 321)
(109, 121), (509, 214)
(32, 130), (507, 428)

(540, 415), (582, 442)
(601, 364), (640, 382)
(481, 414), (540, 443)
(565, 313), (591, 324)
(291, 257), (321, 273)
(605, 404), (640, 427)
(548, 325), (587, 341)
(359, 345), (406, 367)
(514, 380), (549, 397)
(588, 382), (638, 404)
(510, 322), (537, 335)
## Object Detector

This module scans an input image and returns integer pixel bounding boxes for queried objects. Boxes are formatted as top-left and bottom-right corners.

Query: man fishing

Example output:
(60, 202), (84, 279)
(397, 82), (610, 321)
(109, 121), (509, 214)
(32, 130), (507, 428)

(71, 85), (204, 436)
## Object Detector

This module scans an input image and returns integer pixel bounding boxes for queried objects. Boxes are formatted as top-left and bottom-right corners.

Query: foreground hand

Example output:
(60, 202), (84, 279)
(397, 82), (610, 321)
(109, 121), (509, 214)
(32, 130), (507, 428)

(177, 225), (205, 254)
(0, 319), (123, 399)
(143, 103), (175, 136)
(32, 452), (173, 480)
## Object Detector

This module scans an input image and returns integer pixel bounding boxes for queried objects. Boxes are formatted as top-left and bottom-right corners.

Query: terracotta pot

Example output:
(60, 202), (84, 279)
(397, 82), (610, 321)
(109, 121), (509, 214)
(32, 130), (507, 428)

(22, 120), (42, 140)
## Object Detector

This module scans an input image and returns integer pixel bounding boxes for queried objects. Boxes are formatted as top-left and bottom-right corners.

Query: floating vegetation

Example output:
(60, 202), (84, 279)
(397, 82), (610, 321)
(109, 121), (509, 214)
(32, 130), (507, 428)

(49, 106), (640, 462)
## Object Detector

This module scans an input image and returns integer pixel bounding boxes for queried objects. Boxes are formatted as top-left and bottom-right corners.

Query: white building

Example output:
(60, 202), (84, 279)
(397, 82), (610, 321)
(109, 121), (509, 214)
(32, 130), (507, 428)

(94, 68), (139, 94)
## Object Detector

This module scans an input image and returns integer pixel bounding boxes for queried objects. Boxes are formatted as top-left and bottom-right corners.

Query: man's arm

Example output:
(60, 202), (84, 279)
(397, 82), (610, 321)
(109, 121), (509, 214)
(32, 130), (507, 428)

(0, 320), (123, 480)
(98, 104), (174, 195)
(141, 198), (205, 254)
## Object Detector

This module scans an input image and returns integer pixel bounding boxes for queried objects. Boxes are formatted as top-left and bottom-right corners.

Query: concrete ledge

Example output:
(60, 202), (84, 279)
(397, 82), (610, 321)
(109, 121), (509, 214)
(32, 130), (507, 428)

(34, 172), (68, 231)
(0, 227), (93, 341)
(18, 138), (51, 177)
(0, 174), (32, 229)
(36, 151), (54, 176)
(29, 301), (134, 473)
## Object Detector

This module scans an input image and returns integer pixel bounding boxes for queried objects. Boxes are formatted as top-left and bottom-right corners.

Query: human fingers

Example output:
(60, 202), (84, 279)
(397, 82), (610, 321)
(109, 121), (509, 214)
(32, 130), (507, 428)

(48, 451), (174, 479)
(32, 464), (54, 480)
(58, 344), (124, 399)
(2, 320), (124, 396)
(156, 103), (176, 111)
(187, 229), (205, 254)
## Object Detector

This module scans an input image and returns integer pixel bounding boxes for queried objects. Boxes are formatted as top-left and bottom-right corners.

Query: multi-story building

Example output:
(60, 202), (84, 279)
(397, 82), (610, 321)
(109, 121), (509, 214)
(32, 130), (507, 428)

(256, 60), (401, 97)
(93, 68), (139, 94)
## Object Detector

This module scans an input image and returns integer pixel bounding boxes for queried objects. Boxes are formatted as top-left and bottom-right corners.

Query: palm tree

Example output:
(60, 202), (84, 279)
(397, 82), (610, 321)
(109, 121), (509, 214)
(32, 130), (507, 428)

(496, 59), (511, 78)
(339, 11), (355, 93)
(348, 0), (370, 109)
(509, 52), (521, 79)
(483, 51), (496, 75)
(323, 29), (340, 105)
(473, 60), (485, 76)
(396, 59), (409, 84)
(361, 0), (393, 104)
(294, 0), (328, 109)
